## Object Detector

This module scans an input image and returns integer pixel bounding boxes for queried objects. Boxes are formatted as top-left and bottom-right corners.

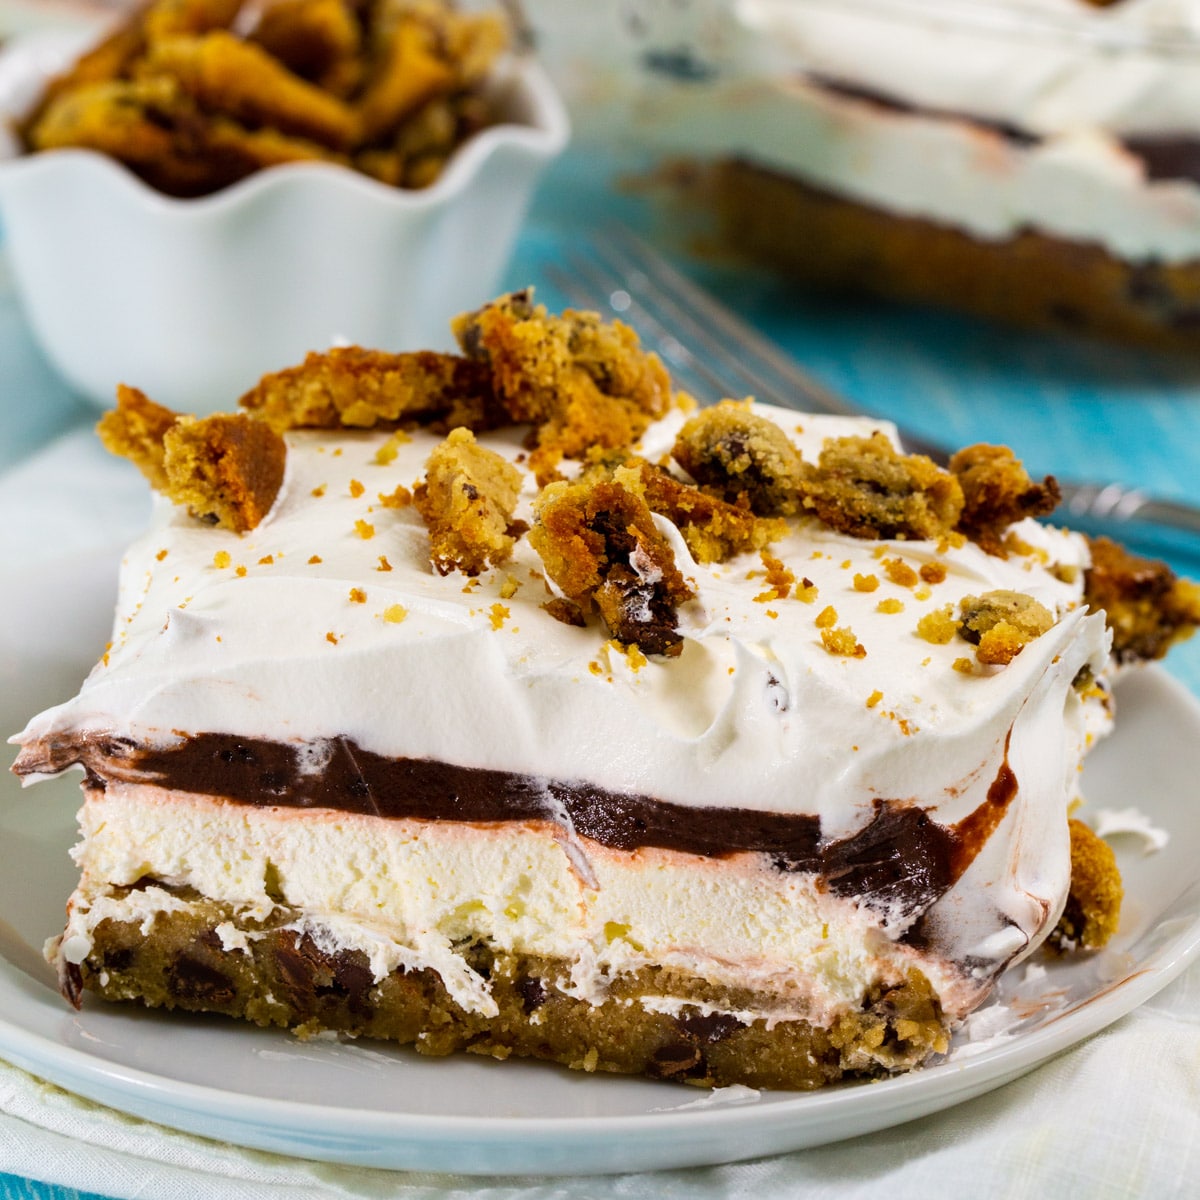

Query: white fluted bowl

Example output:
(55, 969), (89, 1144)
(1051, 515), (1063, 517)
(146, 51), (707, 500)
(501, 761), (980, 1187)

(0, 30), (569, 413)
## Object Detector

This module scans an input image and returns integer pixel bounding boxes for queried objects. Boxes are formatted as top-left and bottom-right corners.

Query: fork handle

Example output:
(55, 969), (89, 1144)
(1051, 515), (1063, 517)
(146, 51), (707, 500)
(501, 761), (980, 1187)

(1058, 483), (1200, 539)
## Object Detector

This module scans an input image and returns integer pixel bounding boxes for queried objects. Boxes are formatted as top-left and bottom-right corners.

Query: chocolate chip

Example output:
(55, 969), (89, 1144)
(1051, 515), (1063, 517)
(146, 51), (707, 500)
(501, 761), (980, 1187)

(102, 947), (135, 972)
(167, 953), (236, 1007)
(649, 1041), (703, 1077)
(517, 976), (547, 1013)
(678, 1012), (742, 1043)
(332, 956), (374, 1016)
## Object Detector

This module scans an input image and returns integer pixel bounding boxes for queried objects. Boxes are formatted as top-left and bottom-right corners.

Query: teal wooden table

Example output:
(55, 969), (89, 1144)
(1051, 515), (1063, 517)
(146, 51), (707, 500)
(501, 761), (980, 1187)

(2, 143), (1199, 1198)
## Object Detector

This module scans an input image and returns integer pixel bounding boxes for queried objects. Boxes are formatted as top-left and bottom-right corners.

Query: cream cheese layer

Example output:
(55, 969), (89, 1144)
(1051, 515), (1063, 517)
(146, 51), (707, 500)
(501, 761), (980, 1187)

(62, 785), (974, 1021)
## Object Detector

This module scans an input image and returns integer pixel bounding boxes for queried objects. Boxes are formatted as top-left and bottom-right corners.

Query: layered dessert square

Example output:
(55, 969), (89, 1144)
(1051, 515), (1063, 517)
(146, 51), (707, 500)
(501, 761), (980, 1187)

(11, 293), (1198, 1088)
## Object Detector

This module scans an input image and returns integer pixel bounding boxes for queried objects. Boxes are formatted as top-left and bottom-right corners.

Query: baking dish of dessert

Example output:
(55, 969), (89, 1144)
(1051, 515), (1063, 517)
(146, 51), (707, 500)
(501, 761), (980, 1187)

(529, 0), (1200, 349)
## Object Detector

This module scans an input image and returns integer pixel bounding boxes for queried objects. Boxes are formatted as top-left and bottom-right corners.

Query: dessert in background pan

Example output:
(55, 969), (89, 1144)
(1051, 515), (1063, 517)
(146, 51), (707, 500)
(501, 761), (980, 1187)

(11, 293), (1199, 1089)
(527, 0), (1200, 349)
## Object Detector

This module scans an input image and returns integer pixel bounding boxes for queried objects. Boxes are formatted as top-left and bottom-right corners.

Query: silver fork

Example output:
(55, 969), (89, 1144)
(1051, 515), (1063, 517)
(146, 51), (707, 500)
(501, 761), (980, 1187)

(545, 226), (1200, 555)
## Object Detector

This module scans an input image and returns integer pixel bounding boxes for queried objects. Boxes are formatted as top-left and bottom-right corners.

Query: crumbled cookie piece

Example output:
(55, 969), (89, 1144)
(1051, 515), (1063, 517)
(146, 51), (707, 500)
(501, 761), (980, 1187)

(412, 427), (526, 576)
(141, 30), (361, 150)
(161, 413), (288, 532)
(957, 589), (1054, 665)
(99, 387), (286, 532)
(96, 383), (179, 491)
(949, 444), (1060, 555)
(1047, 818), (1123, 952)
(757, 551), (795, 600)
(798, 432), (963, 541)
(672, 401), (804, 516)
(530, 478), (694, 656)
(590, 456), (777, 564)
(1084, 536), (1200, 664)
(239, 348), (498, 433)
(452, 290), (672, 483)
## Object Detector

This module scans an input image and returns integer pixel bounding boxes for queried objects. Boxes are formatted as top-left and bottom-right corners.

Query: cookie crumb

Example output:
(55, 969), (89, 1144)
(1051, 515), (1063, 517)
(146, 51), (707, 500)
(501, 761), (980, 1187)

(916, 606), (956, 644)
(821, 626), (866, 657)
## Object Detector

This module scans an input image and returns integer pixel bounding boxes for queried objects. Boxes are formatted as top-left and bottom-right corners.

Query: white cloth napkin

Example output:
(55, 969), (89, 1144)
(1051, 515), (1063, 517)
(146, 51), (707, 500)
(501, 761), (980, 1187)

(1, 959), (1198, 1199)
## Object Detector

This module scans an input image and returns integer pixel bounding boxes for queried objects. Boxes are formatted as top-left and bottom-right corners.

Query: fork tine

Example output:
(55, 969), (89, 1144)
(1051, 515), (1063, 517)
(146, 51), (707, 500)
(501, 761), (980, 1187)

(604, 225), (861, 420)
(546, 257), (749, 404)
(601, 227), (952, 462)
(592, 236), (792, 408)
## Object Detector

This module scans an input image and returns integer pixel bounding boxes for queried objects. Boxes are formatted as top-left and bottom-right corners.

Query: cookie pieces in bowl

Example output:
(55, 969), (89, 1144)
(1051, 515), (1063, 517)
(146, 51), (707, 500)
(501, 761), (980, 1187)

(21, 0), (511, 196)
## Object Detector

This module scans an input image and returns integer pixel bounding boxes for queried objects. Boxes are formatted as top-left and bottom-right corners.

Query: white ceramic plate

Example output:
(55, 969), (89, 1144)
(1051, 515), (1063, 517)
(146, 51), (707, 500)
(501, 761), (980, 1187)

(2, 547), (1199, 1176)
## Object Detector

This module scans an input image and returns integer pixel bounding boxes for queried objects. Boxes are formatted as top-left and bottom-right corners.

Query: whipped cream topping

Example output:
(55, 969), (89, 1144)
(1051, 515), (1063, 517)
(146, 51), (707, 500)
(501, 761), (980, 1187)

(14, 407), (1109, 828)
(527, 0), (1200, 260)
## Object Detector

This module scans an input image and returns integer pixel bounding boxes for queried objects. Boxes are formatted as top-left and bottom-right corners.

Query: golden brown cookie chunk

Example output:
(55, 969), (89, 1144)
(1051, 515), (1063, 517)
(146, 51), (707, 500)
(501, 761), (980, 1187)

(636, 462), (783, 564)
(96, 384), (179, 492)
(452, 291), (673, 483)
(356, 8), (455, 142)
(1047, 819), (1122, 952)
(672, 401), (804, 516)
(1084, 536), (1200, 663)
(798, 432), (963, 541)
(530, 479), (695, 656)
(412, 428), (525, 576)
(245, 0), (363, 87)
(357, 0), (506, 139)
(578, 452), (779, 565)
(30, 76), (190, 174)
(957, 589), (1054, 666)
(239, 348), (498, 433)
(140, 31), (361, 150)
(143, 0), (245, 42)
(99, 384), (285, 532)
(161, 413), (288, 533)
(18, 14), (147, 139)
(949, 444), (1060, 556)
(28, 76), (345, 197)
